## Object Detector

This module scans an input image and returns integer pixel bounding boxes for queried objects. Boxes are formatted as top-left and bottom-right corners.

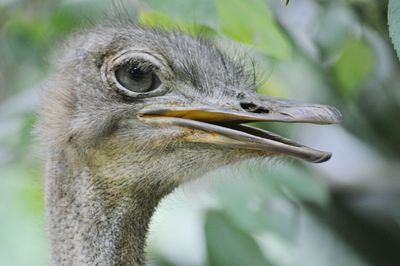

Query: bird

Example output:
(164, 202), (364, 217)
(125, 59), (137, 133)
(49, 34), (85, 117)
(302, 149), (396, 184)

(37, 18), (341, 265)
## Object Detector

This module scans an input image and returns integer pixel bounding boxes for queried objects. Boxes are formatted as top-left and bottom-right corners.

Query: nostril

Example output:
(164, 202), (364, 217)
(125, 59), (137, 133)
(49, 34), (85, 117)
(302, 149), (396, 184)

(240, 102), (258, 111)
(240, 102), (270, 114)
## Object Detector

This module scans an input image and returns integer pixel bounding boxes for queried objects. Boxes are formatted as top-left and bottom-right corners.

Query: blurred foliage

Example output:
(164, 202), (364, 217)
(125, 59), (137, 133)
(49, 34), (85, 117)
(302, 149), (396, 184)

(1, 0), (400, 266)
(215, 0), (290, 59)
(205, 210), (273, 266)
(332, 38), (374, 96)
(139, 12), (217, 36)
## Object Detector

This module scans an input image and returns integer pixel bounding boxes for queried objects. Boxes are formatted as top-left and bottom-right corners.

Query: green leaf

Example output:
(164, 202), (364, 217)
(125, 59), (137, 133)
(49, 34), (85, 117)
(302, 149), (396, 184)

(332, 39), (374, 95)
(215, 0), (291, 59)
(260, 165), (329, 205)
(213, 163), (327, 240)
(388, 0), (400, 60)
(145, 0), (219, 28)
(215, 178), (286, 235)
(205, 210), (273, 266)
(139, 12), (216, 36)
(139, 12), (178, 30)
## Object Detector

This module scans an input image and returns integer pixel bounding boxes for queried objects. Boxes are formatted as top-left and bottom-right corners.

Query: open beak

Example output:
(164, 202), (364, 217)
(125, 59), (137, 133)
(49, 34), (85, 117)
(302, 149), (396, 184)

(137, 95), (341, 163)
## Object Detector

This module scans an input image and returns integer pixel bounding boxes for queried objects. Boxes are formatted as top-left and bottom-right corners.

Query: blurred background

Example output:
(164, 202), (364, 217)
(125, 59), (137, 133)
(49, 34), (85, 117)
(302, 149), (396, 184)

(1, 0), (399, 265)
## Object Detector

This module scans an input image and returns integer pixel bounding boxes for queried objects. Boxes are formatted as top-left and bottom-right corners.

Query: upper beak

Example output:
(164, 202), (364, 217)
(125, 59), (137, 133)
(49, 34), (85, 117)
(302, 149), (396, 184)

(137, 95), (341, 163)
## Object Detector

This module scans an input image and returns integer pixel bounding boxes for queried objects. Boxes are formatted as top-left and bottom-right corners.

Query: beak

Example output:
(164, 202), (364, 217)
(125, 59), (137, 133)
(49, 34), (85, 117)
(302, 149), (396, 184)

(137, 95), (341, 163)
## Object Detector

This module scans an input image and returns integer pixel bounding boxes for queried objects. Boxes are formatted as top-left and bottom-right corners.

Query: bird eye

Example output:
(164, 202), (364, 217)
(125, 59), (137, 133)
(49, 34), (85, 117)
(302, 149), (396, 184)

(102, 50), (171, 98)
(115, 61), (161, 93)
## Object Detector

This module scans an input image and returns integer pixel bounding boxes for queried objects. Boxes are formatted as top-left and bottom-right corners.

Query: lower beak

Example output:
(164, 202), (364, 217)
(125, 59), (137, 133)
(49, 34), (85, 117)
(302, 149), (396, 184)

(137, 96), (341, 163)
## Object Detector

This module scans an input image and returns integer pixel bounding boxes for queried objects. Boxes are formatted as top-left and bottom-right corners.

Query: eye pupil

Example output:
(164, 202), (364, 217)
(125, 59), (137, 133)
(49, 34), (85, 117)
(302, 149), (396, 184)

(115, 61), (160, 93)
(129, 68), (146, 81)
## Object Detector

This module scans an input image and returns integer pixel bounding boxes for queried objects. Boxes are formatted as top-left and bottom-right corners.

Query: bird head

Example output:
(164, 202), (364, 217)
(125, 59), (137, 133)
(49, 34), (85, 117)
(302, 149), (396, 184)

(39, 22), (341, 190)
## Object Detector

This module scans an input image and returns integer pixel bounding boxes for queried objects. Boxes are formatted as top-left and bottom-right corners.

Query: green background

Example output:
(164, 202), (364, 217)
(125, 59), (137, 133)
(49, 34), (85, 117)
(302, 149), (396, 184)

(1, 0), (399, 265)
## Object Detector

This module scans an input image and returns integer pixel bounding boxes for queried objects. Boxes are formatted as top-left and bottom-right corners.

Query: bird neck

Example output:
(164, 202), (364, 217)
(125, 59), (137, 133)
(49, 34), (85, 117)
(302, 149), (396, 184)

(45, 149), (172, 265)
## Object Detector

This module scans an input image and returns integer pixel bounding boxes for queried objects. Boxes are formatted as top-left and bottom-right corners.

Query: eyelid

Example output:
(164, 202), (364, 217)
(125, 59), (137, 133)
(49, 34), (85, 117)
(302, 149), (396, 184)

(127, 58), (157, 72)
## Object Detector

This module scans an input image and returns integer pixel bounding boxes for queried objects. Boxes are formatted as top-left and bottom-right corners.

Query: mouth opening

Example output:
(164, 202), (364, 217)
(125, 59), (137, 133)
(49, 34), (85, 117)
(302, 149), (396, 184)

(209, 121), (302, 147)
